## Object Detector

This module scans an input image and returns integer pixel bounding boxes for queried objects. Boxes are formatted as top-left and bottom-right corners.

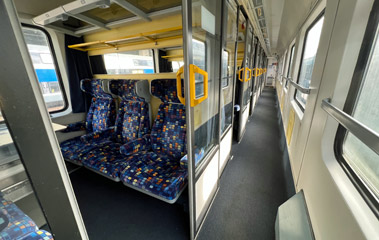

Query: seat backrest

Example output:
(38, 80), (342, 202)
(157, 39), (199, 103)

(150, 79), (186, 160)
(81, 79), (116, 132)
(110, 80), (150, 143)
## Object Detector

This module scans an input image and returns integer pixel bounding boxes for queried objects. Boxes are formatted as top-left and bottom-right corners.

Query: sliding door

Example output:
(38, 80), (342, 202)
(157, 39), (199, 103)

(181, 0), (222, 238)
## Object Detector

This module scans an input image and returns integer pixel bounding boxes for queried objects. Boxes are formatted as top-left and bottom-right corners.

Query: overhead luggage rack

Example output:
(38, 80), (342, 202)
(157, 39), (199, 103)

(68, 26), (183, 51)
(32, 0), (182, 36)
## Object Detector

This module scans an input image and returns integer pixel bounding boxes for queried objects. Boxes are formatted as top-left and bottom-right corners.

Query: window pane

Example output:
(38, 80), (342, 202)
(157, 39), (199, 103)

(285, 44), (295, 88)
(172, 61), (184, 72)
(22, 27), (65, 112)
(343, 32), (379, 198)
(193, 39), (206, 98)
(295, 16), (324, 108)
(221, 1), (237, 134)
(104, 50), (155, 74)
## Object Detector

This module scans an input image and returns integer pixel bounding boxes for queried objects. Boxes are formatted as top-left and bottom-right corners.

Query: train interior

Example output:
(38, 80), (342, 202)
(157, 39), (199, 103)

(0, 0), (378, 239)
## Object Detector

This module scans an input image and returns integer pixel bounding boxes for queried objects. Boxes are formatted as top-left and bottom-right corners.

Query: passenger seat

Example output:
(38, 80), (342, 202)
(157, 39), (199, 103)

(0, 194), (53, 240)
(60, 79), (116, 165)
(119, 79), (187, 203)
(81, 79), (151, 181)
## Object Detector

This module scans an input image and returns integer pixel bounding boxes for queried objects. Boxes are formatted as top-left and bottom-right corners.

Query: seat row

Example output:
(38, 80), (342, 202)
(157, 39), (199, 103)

(60, 79), (187, 203)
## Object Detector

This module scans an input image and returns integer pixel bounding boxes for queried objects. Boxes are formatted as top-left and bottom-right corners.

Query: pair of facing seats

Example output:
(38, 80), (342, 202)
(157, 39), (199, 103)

(0, 194), (53, 240)
(60, 79), (187, 203)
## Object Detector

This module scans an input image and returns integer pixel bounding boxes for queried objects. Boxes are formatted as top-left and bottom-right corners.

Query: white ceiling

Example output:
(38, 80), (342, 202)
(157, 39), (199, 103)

(264, 0), (318, 55)
(14, 0), (73, 17)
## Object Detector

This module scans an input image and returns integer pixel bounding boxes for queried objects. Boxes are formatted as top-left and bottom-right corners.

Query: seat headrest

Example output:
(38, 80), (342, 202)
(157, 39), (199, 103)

(109, 80), (150, 102)
(80, 79), (112, 99)
(151, 79), (183, 104)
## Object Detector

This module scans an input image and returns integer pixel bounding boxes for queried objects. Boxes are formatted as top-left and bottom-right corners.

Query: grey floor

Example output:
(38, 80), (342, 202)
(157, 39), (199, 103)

(197, 88), (294, 240)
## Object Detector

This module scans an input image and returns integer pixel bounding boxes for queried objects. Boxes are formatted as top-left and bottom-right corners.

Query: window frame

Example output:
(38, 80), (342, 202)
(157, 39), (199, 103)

(22, 23), (68, 114)
(285, 44), (295, 89)
(294, 10), (325, 111)
(334, 0), (379, 218)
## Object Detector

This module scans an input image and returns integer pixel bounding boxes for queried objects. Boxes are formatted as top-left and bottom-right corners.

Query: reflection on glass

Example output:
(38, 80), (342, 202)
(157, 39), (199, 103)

(22, 27), (65, 112)
(285, 44), (296, 88)
(0, 118), (47, 229)
(104, 49), (154, 74)
(295, 16), (324, 108)
(343, 31), (379, 198)
(191, 2), (220, 167)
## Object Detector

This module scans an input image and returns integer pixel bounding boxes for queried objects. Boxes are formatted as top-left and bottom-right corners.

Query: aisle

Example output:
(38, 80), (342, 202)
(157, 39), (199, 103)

(197, 88), (294, 240)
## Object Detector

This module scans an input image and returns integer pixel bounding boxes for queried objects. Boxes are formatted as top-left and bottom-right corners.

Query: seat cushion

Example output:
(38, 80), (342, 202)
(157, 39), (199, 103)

(23, 230), (53, 240)
(60, 136), (111, 165)
(0, 198), (38, 240)
(81, 143), (130, 180)
(120, 151), (187, 201)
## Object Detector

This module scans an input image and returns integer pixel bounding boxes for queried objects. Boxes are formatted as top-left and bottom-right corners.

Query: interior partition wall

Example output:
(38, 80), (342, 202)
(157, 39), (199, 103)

(181, 0), (223, 238)
(219, 0), (238, 176)
(234, 7), (253, 142)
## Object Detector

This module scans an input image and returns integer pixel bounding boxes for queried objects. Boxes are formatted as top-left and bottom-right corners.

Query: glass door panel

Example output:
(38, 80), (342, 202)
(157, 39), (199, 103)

(220, 0), (238, 136)
(234, 8), (252, 142)
(181, 0), (222, 238)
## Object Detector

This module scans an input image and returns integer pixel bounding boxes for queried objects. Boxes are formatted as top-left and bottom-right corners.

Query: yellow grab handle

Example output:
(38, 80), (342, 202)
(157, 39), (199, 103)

(238, 68), (251, 82)
(190, 64), (208, 107)
(238, 68), (244, 82)
(246, 68), (252, 82)
(176, 66), (186, 105)
(176, 64), (208, 107)
(252, 68), (257, 77)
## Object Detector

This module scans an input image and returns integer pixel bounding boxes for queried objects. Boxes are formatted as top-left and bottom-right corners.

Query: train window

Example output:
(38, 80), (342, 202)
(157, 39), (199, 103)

(335, 2), (379, 213)
(172, 61), (184, 72)
(295, 14), (324, 110)
(193, 39), (206, 98)
(103, 49), (155, 74)
(0, 109), (3, 123)
(22, 25), (67, 113)
(285, 44), (295, 89)
(221, 50), (229, 88)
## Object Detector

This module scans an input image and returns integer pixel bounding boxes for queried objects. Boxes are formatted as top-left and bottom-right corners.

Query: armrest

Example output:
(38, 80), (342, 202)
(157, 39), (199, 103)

(80, 127), (115, 143)
(120, 135), (151, 156)
(61, 121), (86, 133)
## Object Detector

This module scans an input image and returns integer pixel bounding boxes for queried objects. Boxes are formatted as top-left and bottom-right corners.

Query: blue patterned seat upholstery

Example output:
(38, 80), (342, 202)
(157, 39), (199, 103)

(0, 195), (53, 240)
(119, 79), (187, 203)
(60, 79), (116, 165)
(81, 80), (150, 180)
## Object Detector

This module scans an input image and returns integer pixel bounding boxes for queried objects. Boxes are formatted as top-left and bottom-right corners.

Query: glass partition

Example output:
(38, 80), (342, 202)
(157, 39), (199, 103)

(221, 0), (238, 135)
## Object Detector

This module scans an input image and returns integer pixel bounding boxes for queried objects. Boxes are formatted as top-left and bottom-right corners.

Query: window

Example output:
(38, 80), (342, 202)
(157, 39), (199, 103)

(336, 3), (379, 215)
(285, 44), (295, 88)
(0, 108), (3, 123)
(104, 50), (155, 74)
(22, 25), (67, 113)
(295, 14), (324, 109)
(221, 50), (230, 88)
(172, 61), (184, 72)
(193, 39), (206, 98)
